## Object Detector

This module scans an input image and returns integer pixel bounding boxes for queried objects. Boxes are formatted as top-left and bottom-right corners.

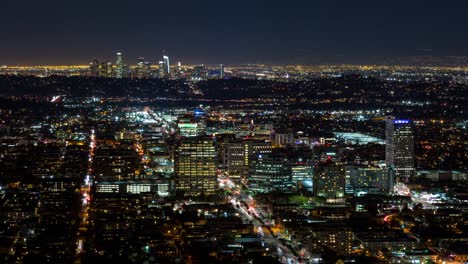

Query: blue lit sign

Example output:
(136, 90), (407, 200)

(194, 110), (205, 116)
(394, 119), (410, 124)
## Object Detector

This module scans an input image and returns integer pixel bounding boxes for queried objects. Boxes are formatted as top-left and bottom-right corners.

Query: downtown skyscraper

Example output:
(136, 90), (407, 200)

(162, 55), (170, 77)
(115, 52), (124, 78)
(385, 117), (415, 179)
(220, 64), (224, 78)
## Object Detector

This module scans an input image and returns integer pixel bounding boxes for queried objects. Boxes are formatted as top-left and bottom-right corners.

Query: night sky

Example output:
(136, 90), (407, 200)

(1, 0), (467, 65)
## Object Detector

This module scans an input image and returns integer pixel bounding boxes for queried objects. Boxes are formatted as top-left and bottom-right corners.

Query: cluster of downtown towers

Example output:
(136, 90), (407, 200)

(89, 52), (224, 79)
(168, 115), (413, 197)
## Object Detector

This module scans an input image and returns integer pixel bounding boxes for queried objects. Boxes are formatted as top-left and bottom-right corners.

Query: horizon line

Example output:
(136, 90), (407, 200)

(2, 63), (468, 69)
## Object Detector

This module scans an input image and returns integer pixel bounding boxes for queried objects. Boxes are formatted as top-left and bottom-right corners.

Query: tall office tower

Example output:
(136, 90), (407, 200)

(90, 59), (100, 76)
(175, 136), (217, 196)
(176, 61), (183, 78)
(385, 117), (414, 179)
(248, 151), (292, 193)
(222, 138), (272, 184)
(291, 160), (313, 190)
(106, 61), (114, 77)
(162, 55), (170, 76)
(115, 52), (124, 78)
(93, 145), (140, 181)
(220, 64), (224, 78)
(193, 109), (207, 134)
(282, 144), (314, 191)
(192, 65), (206, 80)
(158, 61), (165, 77)
(99, 61), (110, 77)
(215, 133), (237, 161)
(143, 62), (151, 78)
(222, 139), (245, 183)
(137, 57), (145, 78)
(314, 160), (345, 202)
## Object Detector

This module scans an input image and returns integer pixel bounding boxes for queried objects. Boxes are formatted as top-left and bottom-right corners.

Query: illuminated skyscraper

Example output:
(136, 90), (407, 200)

(314, 160), (345, 202)
(291, 161), (313, 188)
(385, 117), (414, 179)
(248, 152), (291, 193)
(162, 55), (170, 76)
(158, 61), (165, 77)
(222, 138), (272, 184)
(106, 61), (113, 77)
(192, 65), (206, 80)
(175, 136), (217, 196)
(144, 62), (151, 77)
(98, 61), (113, 78)
(115, 52), (124, 78)
(220, 64), (224, 78)
(177, 61), (183, 78)
(90, 58), (99, 77)
(136, 57), (151, 78)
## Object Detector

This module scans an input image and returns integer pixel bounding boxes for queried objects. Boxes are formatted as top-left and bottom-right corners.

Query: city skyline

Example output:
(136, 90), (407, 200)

(1, 0), (468, 65)
(0, 1), (467, 263)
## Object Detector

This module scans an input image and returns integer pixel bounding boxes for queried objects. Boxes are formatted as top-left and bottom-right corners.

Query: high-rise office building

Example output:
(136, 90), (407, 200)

(248, 152), (292, 193)
(314, 160), (345, 202)
(220, 64), (224, 78)
(162, 55), (170, 76)
(137, 57), (145, 78)
(93, 145), (141, 181)
(136, 57), (151, 78)
(291, 162), (313, 185)
(98, 61), (107, 77)
(90, 58), (99, 76)
(158, 60), (165, 77)
(115, 52), (124, 78)
(106, 61), (114, 77)
(97, 61), (113, 78)
(221, 138), (272, 184)
(192, 65), (206, 80)
(144, 62), (151, 77)
(385, 118), (414, 179)
(222, 139), (244, 181)
(175, 136), (217, 196)
(287, 145), (314, 192)
(177, 61), (183, 78)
